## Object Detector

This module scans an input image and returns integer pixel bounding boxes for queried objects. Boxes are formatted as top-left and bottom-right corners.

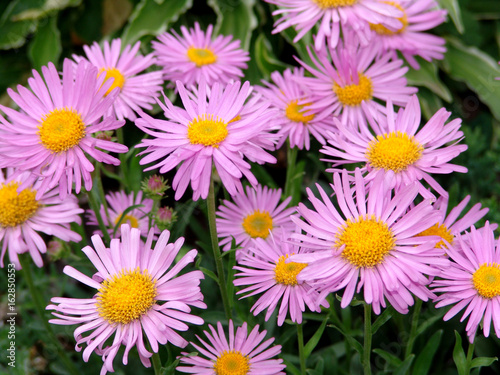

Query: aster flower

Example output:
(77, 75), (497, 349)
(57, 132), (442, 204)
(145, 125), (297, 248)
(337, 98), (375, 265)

(152, 22), (249, 87)
(256, 67), (334, 150)
(234, 229), (330, 325)
(86, 190), (159, 238)
(266, 0), (404, 50)
(177, 320), (286, 374)
(432, 222), (500, 342)
(47, 224), (206, 375)
(320, 95), (468, 198)
(136, 79), (277, 201)
(291, 168), (449, 314)
(73, 38), (164, 121)
(0, 59), (128, 199)
(369, 0), (447, 69)
(0, 168), (83, 269)
(296, 33), (417, 129)
(216, 184), (296, 256)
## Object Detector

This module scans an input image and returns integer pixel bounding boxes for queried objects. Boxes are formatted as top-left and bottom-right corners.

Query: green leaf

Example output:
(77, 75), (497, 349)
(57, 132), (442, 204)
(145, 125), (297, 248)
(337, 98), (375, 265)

(207, 0), (257, 51)
(372, 308), (392, 335)
(304, 315), (329, 357)
(394, 354), (414, 375)
(254, 33), (288, 79)
(373, 348), (403, 368)
(199, 267), (219, 285)
(416, 87), (444, 121)
(413, 330), (443, 375)
(406, 58), (452, 102)
(0, 2), (38, 50)
(437, 0), (464, 33)
(121, 0), (193, 45)
(9, 0), (81, 21)
(441, 37), (500, 122)
(453, 331), (467, 375)
(470, 356), (498, 369)
(28, 15), (60, 71)
(113, 204), (145, 236)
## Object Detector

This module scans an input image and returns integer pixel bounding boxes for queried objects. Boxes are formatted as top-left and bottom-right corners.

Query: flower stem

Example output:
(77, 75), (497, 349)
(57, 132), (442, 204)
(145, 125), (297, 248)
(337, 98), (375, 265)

(297, 323), (307, 375)
(465, 340), (475, 375)
(284, 145), (299, 206)
(363, 303), (372, 375)
(87, 188), (112, 244)
(94, 162), (112, 226)
(19, 254), (80, 375)
(207, 172), (232, 319)
(151, 351), (162, 375)
(405, 298), (422, 358)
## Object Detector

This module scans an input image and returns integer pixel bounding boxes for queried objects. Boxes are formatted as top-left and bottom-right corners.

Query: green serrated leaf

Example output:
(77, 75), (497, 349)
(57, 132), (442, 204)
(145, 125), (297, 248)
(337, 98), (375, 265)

(406, 58), (452, 102)
(394, 354), (414, 375)
(437, 0), (464, 33)
(10, 0), (82, 21)
(453, 331), (467, 375)
(413, 330), (443, 375)
(28, 15), (60, 71)
(470, 356), (498, 369)
(304, 315), (329, 357)
(0, 10), (38, 50)
(373, 348), (403, 368)
(121, 0), (193, 45)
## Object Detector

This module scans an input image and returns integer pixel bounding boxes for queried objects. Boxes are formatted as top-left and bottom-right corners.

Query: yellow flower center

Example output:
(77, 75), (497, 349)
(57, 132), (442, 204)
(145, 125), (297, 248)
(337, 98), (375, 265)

(313, 0), (358, 9)
(214, 350), (250, 375)
(416, 223), (454, 249)
(99, 67), (126, 96)
(114, 214), (139, 229)
(187, 47), (217, 67)
(38, 108), (86, 153)
(370, 2), (408, 35)
(187, 114), (228, 147)
(472, 263), (500, 299)
(97, 268), (157, 324)
(333, 74), (373, 107)
(242, 210), (273, 239)
(274, 254), (307, 285)
(366, 131), (423, 173)
(336, 215), (395, 268)
(285, 100), (315, 123)
(0, 182), (39, 227)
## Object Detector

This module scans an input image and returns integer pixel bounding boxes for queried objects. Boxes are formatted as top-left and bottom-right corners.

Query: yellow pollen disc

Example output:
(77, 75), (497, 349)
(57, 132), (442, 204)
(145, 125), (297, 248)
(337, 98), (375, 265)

(213, 350), (250, 375)
(336, 215), (395, 268)
(416, 223), (454, 249)
(370, 2), (408, 35)
(187, 47), (217, 67)
(285, 100), (315, 123)
(313, 0), (358, 9)
(274, 254), (307, 285)
(38, 108), (86, 153)
(472, 263), (500, 299)
(333, 74), (373, 107)
(99, 67), (126, 96)
(366, 131), (423, 173)
(114, 214), (139, 229)
(0, 182), (39, 227)
(242, 210), (273, 239)
(187, 114), (228, 147)
(97, 268), (157, 324)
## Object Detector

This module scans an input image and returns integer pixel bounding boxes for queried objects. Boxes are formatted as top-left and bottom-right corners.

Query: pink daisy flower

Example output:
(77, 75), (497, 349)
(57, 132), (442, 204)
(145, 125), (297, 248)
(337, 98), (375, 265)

(234, 229), (330, 325)
(216, 184), (296, 256)
(177, 320), (286, 374)
(266, 0), (404, 50)
(152, 22), (250, 87)
(47, 224), (206, 375)
(136, 80), (277, 201)
(256, 67), (334, 150)
(0, 59), (128, 199)
(291, 169), (449, 314)
(0, 168), (83, 269)
(86, 190), (159, 238)
(297, 34), (417, 129)
(73, 38), (164, 121)
(432, 222), (500, 342)
(369, 0), (447, 69)
(321, 95), (468, 199)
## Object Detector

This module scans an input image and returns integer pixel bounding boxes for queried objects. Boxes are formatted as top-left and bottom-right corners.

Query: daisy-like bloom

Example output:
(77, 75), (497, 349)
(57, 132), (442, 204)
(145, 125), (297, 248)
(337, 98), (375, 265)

(234, 229), (330, 325)
(0, 168), (83, 269)
(136, 79), (277, 201)
(369, 0), (447, 69)
(0, 59), (128, 199)
(297, 33), (417, 129)
(73, 38), (164, 121)
(266, 0), (404, 50)
(216, 184), (296, 257)
(152, 22), (250, 87)
(86, 190), (159, 238)
(256, 67), (334, 150)
(47, 224), (206, 375)
(291, 169), (449, 314)
(321, 95), (467, 199)
(177, 320), (286, 374)
(431, 222), (500, 343)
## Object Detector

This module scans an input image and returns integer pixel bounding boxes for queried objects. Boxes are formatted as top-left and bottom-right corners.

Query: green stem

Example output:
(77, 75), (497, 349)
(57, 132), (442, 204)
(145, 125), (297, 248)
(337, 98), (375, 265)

(95, 163), (112, 227)
(116, 127), (128, 188)
(151, 351), (162, 375)
(297, 323), (306, 375)
(207, 173), (232, 319)
(405, 298), (422, 358)
(284, 145), (298, 205)
(465, 340), (475, 375)
(19, 255), (80, 375)
(363, 303), (372, 375)
(87, 189), (111, 244)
